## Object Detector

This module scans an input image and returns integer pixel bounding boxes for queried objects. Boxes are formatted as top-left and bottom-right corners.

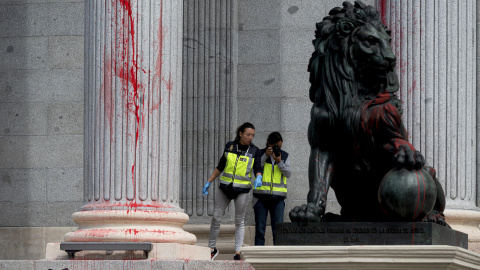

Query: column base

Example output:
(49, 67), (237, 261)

(184, 224), (239, 260)
(241, 245), (480, 269)
(64, 210), (196, 244)
(46, 242), (210, 260)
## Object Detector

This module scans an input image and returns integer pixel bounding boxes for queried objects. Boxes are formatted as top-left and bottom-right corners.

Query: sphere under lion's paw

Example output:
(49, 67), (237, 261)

(289, 203), (324, 222)
(378, 168), (436, 221)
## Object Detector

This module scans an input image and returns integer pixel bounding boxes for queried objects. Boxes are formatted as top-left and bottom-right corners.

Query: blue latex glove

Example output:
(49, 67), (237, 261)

(202, 182), (211, 196)
(253, 175), (262, 189)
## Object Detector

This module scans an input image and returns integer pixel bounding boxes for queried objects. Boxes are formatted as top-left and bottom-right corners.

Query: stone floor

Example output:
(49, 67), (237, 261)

(0, 260), (254, 270)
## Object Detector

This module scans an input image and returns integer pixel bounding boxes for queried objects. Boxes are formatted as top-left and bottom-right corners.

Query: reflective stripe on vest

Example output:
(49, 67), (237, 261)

(253, 161), (287, 197)
(219, 151), (254, 189)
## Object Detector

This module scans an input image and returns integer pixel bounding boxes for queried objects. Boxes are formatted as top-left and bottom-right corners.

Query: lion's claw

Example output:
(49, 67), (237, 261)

(420, 211), (451, 228)
(289, 203), (324, 222)
(394, 145), (425, 170)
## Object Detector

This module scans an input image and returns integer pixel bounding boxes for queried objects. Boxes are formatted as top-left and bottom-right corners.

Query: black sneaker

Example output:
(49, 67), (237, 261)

(233, 253), (241, 260)
(210, 248), (219, 260)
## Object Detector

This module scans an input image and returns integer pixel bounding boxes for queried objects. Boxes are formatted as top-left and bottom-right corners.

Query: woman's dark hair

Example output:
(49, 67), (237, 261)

(267, 131), (283, 146)
(235, 122), (255, 141)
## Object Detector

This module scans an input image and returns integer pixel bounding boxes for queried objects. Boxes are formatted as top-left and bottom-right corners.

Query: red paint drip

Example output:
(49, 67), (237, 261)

(81, 200), (181, 211)
(408, 80), (416, 95)
(101, 59), (115, 142)
(379, 0), (387, 25)
(392, 138), (415, 152)
(165, 74), (173, 105)
(415, 170), (427, 220)
(126, 229), (140, 235)
(118, 0), (141, 196)
(97, 1), (171, 206)
(412, 170), (421, 220)
(151, 6), (171, 113)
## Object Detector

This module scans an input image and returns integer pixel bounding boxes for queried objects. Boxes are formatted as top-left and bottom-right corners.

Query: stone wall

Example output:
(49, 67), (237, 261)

(0, 0), (85, 259)
(0, 0), (84, 227)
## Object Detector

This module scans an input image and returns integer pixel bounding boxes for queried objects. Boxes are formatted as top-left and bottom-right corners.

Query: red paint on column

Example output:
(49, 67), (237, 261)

(165, 74), (173, 104)
(408, 80), (416, 95)
(97, 1), (171, 204)
(379, 0), (387, 25)
(151, 6), (168, 113)
(102, 59), (114, 142)
(117, 0), (142, 192)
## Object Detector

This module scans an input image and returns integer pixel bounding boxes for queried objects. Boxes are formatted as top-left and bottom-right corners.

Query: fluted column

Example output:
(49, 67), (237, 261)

(377, 0), (478, 252)
(378, 0), (477, 209)
(181, 0), (238, 219)
(65, 0), (195, 244)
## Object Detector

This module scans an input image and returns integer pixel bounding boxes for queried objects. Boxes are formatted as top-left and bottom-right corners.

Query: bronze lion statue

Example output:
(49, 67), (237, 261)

(289, 1), (448, 226)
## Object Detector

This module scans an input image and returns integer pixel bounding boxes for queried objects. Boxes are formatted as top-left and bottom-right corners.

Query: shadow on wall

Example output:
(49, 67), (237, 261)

(0, 0), (85, 259)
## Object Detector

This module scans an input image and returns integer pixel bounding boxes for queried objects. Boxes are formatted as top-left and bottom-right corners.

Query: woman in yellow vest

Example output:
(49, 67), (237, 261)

(202, 122), (263, 260)
(252, 132), (291, 245)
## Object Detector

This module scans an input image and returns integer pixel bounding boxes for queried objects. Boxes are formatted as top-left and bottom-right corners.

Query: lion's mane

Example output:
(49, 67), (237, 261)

(308, 1), (398, 122)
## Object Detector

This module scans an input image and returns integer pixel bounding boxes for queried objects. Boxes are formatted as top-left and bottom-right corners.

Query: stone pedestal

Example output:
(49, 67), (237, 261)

(275, 222), (468, 248)
(1, 260), (254, 270)
(242, 246), (480, 269)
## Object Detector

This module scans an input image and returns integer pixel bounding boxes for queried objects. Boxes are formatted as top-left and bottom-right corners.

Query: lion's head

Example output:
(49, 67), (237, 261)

(308, 1), (399, 119)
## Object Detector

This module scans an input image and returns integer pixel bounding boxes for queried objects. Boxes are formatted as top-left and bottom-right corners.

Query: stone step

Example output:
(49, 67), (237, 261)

(0, 260), (254, 270)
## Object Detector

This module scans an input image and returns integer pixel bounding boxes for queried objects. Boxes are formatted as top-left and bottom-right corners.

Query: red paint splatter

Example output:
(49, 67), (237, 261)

(71, 228), (116, 238)
(418, 170), (427, 219)
(379, 0), (387, 25)
(391, 138), (415, 152)
(412, 170), (421, 220)
(116, 0), (142, 198)
(150, 10), (170, 113)
(69, 228), (177, 240)
(126, 229), (140, 235)
(101, 58), (114, 142)
(81, 201), (181, 211)
(408, 80), (416, 95)
(95, 1), (178, 207)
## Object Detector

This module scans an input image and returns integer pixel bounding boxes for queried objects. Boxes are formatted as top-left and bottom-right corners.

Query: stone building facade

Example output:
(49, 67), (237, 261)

(0, 0), (479, 260)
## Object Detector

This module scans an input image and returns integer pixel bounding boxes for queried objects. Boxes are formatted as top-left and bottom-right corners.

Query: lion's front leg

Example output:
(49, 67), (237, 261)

(289, 147), (332, 222)
(386, 138), (425, 170)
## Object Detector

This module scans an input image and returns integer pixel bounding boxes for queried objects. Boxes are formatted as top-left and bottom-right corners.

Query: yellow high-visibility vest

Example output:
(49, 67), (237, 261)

(219, 147), (255, 189)
(253, 159), (287, 197)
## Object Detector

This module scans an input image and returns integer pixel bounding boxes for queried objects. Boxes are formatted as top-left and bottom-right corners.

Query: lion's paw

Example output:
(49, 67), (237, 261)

(420, 211), (451, 228)
(394, 145), (425, 170)
(289, 203), (324, 222)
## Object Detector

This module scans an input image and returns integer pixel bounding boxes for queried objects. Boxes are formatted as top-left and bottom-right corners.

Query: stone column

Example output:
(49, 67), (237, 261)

(180, 0), (238, 219)
(377, 0), (479, 252)
(64, 0), (196, 245)
(179, 0), (239, 258)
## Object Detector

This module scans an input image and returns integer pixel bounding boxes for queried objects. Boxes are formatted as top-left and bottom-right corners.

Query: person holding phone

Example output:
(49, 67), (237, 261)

(252, 132), (291, 246)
